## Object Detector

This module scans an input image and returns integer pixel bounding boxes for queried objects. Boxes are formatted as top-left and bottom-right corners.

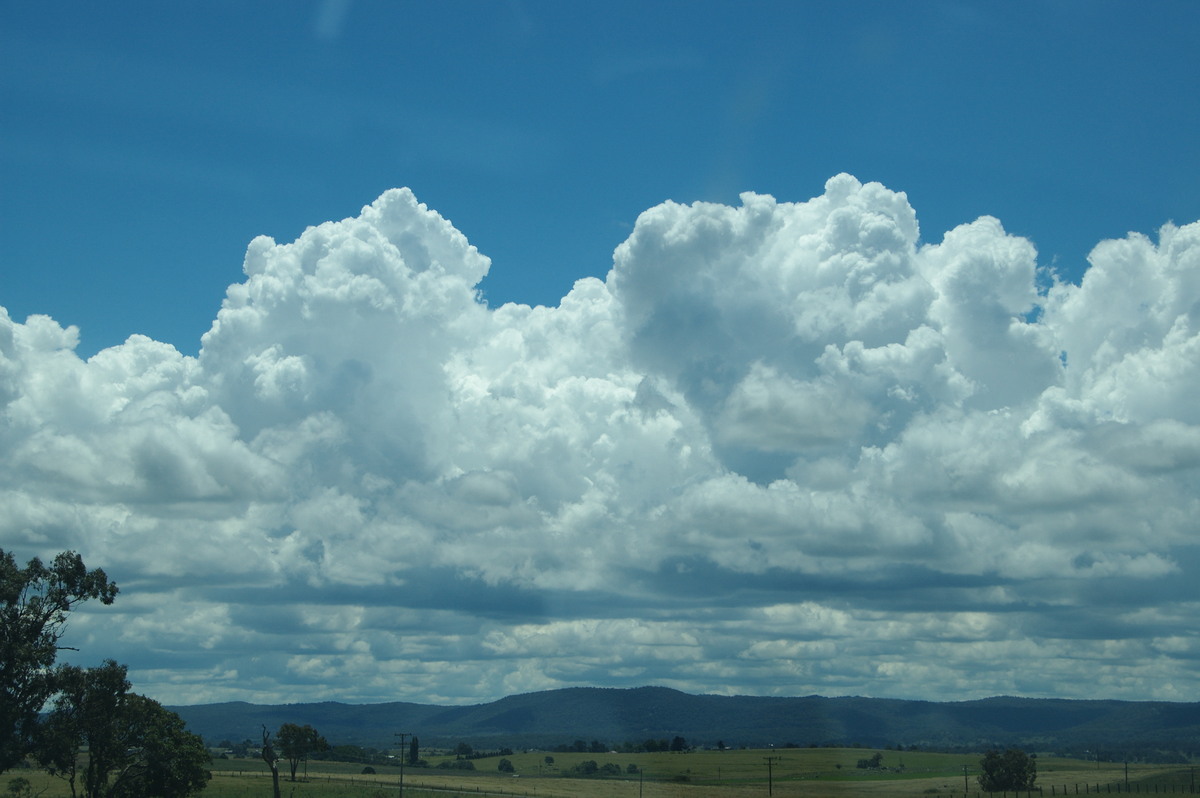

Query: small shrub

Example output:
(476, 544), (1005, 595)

(498, 759), (514, 773)
(361, 766), (376, 775)
(7, 778), (32, 798)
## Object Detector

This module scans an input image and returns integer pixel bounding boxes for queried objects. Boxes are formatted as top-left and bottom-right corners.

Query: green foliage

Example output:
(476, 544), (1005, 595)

(321, 744), (390, 766)
(978, 748), (1037, 792)
(37, 661), (210, 798)
(1, 549), (118, 771)
(561, 759), (625, 778)
(496, 758), (514, 772)
(224, 739), (253, 758)
(5, 778), (31, 798)
(276, 723), (329, 781)
(113, 695), (212, 798)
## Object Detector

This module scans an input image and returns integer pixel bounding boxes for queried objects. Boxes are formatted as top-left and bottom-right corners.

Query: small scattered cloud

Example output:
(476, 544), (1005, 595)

(591, 49), (704, 85)
(313, 0), (353, 41)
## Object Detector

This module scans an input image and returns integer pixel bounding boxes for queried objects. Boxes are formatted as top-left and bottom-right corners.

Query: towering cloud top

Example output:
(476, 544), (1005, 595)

(2, 176), (1198, 705)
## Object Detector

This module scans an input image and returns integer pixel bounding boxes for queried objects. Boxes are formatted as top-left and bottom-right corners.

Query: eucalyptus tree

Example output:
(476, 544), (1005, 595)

(0, 549), (117, 771)
(38, 660), (210, 798)
(276, 723), (328, 781)
(978, 748), (1037, 792)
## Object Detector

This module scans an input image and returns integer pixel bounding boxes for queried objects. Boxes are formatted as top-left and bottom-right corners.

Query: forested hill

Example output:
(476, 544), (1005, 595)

(170, 687), (1200, 758)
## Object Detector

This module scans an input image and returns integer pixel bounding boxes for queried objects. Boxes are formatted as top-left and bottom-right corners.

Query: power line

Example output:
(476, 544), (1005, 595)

(763, 755), (782, 796)
(394, 732), (410, 796)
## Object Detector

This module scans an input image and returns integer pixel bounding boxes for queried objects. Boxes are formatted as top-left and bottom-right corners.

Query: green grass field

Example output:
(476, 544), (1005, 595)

(7, 748), (1195, 798)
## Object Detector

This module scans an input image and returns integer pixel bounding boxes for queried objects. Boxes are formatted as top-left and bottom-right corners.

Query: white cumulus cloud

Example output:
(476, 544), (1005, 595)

(2, 175), (1199, 705)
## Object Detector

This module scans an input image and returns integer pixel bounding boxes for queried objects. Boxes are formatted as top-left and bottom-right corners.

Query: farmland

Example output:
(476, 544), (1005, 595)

(9, 748), (1196, 798)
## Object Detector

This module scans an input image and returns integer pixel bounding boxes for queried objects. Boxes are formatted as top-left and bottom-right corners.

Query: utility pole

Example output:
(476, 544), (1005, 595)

(394, 732), (409, 797)
(763, 755), (781, 796)
(963, 764), (969, 793)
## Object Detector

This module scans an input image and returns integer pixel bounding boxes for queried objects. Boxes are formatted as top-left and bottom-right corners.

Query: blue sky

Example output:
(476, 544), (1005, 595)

(5, 1), (1197, 356)
(3, 2), (1200, 710)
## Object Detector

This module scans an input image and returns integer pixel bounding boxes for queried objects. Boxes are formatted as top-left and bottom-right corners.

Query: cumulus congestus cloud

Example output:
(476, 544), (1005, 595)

(2, 175), (1198, 705)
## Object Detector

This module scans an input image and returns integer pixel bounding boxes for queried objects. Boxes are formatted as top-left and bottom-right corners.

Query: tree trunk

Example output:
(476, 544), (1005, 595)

(261, 727), (282, 798)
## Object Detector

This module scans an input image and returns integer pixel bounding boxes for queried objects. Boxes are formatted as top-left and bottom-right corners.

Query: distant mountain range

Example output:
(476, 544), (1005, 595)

(170, 687), (1200, 759)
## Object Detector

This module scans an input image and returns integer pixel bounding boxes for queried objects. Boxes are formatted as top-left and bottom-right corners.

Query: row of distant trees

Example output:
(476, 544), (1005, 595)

(551, 736), (690, 753)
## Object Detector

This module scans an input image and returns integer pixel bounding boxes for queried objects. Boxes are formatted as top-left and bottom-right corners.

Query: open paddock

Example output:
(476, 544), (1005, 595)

(8, 748), (1195, 798)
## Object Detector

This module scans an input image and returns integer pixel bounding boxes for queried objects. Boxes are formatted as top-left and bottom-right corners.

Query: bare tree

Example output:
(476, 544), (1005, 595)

(260, 726), (281, 798)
